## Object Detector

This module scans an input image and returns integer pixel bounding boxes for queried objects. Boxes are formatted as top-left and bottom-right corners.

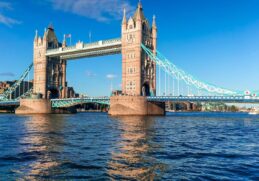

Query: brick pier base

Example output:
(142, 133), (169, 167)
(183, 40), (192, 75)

(15, 99), (52, 114)
(108, 96), (165, 116)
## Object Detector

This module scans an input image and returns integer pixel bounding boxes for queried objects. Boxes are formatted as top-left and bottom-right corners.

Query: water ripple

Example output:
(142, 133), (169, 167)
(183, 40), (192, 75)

(0, 112), (258, 180)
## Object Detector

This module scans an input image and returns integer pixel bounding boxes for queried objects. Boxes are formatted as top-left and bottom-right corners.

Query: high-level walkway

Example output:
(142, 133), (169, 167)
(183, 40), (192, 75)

(46, 38), (121, 60)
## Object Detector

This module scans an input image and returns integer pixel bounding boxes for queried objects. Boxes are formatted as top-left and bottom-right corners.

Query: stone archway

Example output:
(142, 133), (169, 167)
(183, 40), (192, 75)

(48, 88), (59, 99)
(142, 82), (150, 96)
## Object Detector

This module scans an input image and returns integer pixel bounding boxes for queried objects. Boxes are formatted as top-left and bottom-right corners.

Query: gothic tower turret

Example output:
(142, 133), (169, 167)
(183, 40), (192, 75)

(33, 24), (67, 99)
(33, 27), (48, 98)
(121, 1), (157, 96)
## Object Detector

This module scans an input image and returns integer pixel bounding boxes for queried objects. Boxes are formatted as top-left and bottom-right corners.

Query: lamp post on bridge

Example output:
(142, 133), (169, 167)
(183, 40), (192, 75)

(106, 74), (116, 95)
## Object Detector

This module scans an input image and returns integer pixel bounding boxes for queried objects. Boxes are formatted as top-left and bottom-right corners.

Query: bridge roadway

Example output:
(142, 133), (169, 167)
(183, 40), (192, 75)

(46, 38), (121, 60)
(0, 100), (19, 106)
(147, 96), (259, 103)
(51, 97), (110, 108)
(1, 96), (259, 108)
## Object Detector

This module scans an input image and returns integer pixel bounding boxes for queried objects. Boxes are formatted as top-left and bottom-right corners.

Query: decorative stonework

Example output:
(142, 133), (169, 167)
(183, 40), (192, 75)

(109, 96), (165, 116)
(33, 26), (67, 99)
(121, 2), (157, 96)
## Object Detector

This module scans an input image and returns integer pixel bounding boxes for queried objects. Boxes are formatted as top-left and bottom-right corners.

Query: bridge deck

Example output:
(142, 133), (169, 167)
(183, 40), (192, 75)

(1, 96), (259, 108)
(46, 38), (121, 60)
(147, 96), (259, 103)
(0, 101), (19, 106)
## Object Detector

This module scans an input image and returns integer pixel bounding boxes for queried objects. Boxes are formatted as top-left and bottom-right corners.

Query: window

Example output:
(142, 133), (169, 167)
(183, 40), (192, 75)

(130, 68), (133, 74)
(37, 64), (42, 69)
(127, 67), (136, 74)
(127, 53), (135, 60)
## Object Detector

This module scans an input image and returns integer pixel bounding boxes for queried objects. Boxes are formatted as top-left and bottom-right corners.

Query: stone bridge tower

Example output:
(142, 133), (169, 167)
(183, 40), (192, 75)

(109, 2), (164, 116)
(33, 25), (67, 99)
(121, 2), (157, 96)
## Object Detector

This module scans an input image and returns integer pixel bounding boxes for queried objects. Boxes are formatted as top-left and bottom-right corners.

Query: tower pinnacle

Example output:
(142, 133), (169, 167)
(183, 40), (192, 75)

(138, 0), (142, 9)
(135, 1), (142, 21)
(48, 22), (54, 30)
(122, 8), (127, 24)
(152, 15), (157, 28)
(62, 34), (66, 47)
(34, 29), (38, 41)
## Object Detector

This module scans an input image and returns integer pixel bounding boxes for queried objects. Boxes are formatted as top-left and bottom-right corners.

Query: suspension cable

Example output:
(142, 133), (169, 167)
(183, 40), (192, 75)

(167, 74), (170, 95)
(28, 71), (30, 92)
(178, 75), (180, 96)
(164, 71), (166, 96)
(172, 77), (175, 96)
(141, 44), (239, 96)
(159, 65), (161, 96)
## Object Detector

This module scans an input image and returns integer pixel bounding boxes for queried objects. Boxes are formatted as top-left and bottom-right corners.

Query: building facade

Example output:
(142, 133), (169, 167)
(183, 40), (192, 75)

(121, 2), (157, 96)
(33, 25), (67, 99)
(0, 80), (33, 99)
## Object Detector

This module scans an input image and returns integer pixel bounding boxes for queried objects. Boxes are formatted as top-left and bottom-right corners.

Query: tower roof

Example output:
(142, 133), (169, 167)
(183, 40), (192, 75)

(152, 15), (157, 28)
(48, 23), (54, 30)
(133, 1), (146, 21)
(122, 8), (127, 24)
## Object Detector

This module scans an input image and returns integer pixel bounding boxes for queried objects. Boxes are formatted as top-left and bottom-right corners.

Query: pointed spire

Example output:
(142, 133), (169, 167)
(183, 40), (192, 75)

(43, 27), (47, 39)
(48, 22), (54, 30)
(34, 29), (38, 41)
(134, 0), (144, 21)
(136, 5), (141, 20)
(122, 8), (127, 24)
(138, 0), (142, 9)
(152, 15), (157, 28)
(62, 34), (66, 47)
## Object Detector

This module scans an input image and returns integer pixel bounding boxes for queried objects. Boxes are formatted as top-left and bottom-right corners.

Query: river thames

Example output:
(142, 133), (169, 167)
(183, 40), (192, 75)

(0, 112), (258, 180)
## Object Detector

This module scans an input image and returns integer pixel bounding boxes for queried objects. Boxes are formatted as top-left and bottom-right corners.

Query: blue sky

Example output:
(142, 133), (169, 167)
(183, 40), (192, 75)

(0, 0), (259, 96)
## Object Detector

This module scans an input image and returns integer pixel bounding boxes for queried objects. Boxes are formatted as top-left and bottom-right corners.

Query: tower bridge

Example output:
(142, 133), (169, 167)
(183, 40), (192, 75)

(0, 1), (259, 115)
(31, 2), (156, 102)
(14, 1), (161, 115)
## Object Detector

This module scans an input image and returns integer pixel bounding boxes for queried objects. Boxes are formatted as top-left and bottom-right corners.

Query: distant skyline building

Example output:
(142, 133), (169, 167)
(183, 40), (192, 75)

(0, 80), (33, 99)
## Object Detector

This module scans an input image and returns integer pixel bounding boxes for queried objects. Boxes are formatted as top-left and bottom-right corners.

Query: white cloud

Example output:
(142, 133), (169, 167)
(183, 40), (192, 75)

(85, 70), (97, 77)
(49, 0), (134, 22)
(0, 2), (12, 10)
(0, 72), (15, 77)
(0, 1), (21, 27)
(0, 14), (21, 27)
(106, 74), (117, 79)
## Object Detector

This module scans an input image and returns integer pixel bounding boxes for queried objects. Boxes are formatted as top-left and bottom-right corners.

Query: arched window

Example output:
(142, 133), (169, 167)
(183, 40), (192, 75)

(53, 74), (57, 82)
(142, 24), (145, 31)
(59, 75), (62, 84)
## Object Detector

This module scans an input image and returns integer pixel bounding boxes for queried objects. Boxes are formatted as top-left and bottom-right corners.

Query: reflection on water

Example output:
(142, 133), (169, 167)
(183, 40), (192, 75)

(0, 112), (258, 180)
(17, 115), (66, 179)
(108, 116), (166, 180)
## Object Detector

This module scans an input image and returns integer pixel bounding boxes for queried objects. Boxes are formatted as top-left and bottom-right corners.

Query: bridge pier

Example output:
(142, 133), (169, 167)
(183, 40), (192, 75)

(15, 98), (52, 114)
(109, 96), (165, 116)
(52, 107), (77, 114)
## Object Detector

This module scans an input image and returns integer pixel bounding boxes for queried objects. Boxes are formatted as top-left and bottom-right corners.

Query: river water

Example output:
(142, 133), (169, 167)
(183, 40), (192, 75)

(0, 112), (258, 180)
